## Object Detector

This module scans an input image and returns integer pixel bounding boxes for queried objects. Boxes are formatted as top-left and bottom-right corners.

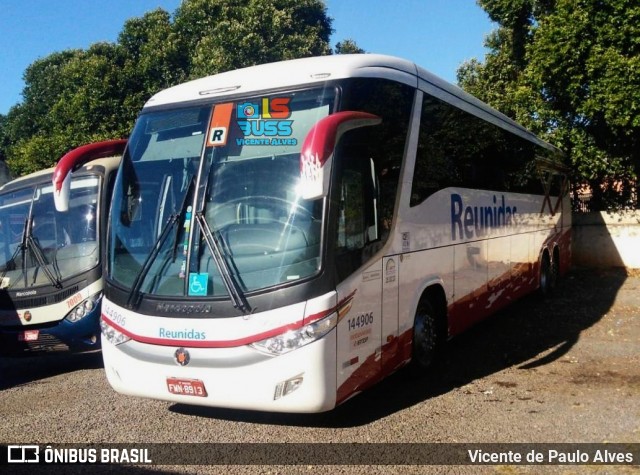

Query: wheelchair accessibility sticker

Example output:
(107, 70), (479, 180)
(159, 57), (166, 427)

(188, 273), (209, 296)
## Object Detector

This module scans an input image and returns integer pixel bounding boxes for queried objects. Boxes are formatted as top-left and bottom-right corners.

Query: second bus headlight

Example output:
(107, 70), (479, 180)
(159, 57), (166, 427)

(250, 313), (337, 356)
(65, 293), (102, 323)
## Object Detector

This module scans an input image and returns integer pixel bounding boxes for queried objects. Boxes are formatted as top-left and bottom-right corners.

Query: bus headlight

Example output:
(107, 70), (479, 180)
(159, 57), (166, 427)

(250, 313), (337, 356)
(100, 318), (131, 346)
(65, 293), (102, 323)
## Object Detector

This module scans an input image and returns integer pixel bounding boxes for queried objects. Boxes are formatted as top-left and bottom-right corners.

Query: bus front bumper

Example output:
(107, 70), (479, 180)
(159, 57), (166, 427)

(101, 329), (337, 413)
(0, 306), (102, 355)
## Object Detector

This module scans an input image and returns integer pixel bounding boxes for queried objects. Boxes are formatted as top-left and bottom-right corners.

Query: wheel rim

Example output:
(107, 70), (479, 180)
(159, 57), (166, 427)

(413, 305), (437, 368)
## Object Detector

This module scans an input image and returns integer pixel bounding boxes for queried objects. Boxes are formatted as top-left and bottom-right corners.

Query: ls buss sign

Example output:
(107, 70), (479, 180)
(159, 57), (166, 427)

(4, 445), (152, 465)
(236, 97), (296, 146)
(206, 98), (296, 148)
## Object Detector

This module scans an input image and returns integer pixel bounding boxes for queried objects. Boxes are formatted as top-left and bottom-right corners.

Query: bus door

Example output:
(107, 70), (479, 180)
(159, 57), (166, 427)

(335, 263), (383, 402)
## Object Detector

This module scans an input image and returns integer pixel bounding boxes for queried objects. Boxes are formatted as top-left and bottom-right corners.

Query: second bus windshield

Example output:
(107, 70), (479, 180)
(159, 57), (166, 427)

(0, 176), (100, 290)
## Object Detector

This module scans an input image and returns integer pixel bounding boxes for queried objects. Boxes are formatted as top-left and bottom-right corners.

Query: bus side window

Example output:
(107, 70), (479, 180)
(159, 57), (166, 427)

(333, 146), (385, 280)
(337, 168), (366, 251)
(333, 78), (413, 280)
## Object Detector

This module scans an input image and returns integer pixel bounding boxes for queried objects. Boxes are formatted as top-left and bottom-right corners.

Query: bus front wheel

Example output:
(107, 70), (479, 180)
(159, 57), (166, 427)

(412, 299), (440, 369)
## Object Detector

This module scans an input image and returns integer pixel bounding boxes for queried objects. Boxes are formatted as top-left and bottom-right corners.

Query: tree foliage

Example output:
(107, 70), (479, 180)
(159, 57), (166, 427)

(334, 39), (365, 54)
(174, 0), (332, 77)
(1, 0), (337, 177)
(458, 0), (640, 210)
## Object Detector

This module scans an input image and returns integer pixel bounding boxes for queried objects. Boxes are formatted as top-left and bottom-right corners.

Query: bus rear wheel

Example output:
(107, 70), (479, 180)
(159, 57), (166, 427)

(412, 299), (440, 369)
(540, 252), (553, 295)
(550, 247), (560, 290)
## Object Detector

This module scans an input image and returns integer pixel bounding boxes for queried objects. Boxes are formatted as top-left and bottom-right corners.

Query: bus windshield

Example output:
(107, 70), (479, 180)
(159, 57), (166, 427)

(109, 87), (335, 300)
(0, 176), (100, 290)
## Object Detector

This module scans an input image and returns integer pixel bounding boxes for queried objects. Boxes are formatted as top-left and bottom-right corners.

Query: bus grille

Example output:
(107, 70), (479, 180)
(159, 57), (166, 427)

(0, 284), (82, 310)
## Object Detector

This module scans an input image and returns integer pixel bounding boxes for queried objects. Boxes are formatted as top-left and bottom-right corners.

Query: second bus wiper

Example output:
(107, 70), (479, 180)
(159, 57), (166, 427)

(26, 232), (63, 289)
(0, 217), (29, 288)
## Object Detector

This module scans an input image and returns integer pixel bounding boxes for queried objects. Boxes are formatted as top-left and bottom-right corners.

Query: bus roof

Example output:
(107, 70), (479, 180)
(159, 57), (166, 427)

(144, 54), (559, 154)
(145, 54), (417, 109)
(0, 155), (121, 193)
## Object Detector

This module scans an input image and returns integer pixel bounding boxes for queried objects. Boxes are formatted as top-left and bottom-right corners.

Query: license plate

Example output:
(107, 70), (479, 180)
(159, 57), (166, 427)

(166, 377), (208, 397)
(18, 330), (39, 342)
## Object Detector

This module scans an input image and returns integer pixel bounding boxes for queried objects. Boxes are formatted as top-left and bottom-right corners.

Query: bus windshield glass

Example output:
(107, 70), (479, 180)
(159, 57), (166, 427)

(0, 176), (100, 290)
(109, 87), (335, 299)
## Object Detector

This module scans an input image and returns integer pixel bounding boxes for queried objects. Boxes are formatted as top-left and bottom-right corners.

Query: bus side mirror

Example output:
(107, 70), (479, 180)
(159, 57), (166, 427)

(300, 111), (381, 200)
(53, 139), (127, 212)
(53, 172), (72, 214)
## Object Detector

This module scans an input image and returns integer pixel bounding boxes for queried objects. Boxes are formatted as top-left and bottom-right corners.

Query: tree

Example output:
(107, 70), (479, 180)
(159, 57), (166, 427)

(527, 0), (640, 209)
(334, 39), (365, 54)
(4, 51), (81, 145)
(173, 0), (332, 78)
(3, 0), (334, 177)
(118, 8), (188, 125)
(0, 114), (12, 185)
(458, 0), (640, 210)
(6, 44), (128, 176)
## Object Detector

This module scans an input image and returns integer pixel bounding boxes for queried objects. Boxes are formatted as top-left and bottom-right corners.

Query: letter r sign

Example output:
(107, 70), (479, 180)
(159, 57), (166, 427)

(207, 102), (233, 147)
(208, 127), (227, 146)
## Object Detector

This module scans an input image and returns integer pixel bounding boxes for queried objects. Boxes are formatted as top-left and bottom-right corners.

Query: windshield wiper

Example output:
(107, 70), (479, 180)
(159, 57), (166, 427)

(0, 217), (29, 288)
(0, 215), (62, 289)
(126, 176), (194, 309)
(194, 212), (251, 314)
(27, 212), (64, 288)
(26, 231), (62, 289)
(125, 214), (180, 308)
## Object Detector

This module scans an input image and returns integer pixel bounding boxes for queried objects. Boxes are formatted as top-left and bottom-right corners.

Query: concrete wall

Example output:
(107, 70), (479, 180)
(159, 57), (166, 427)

(572, 211), (640, 268)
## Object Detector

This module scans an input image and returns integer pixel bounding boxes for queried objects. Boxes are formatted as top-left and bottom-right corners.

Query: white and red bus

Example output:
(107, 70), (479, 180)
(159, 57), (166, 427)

(58, 55), (570, 412)
(0, 140), (124, 354)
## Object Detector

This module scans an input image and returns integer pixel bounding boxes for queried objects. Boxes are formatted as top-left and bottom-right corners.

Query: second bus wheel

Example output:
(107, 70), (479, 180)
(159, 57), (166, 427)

(539, 251), (553, 295)
(550, 247), (560, 291)
(412, 298), (441, 369)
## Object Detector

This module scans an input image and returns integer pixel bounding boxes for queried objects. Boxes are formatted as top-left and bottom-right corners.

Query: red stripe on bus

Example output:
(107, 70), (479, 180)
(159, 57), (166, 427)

(101, 314), (305, 348)
(304, 289), (357, 324)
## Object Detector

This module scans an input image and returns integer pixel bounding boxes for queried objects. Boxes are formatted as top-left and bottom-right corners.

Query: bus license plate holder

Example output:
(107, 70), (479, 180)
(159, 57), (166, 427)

(18, 330), (39, 342)
(166, 377), (208, 397)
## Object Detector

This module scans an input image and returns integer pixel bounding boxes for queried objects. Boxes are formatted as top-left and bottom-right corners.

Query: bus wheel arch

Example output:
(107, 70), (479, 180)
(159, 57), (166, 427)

(411, 284), (447, 369)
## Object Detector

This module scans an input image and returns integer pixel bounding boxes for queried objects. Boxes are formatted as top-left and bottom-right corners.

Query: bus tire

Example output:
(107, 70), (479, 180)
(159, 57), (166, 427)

(539, 251), (552, 295)
(411, 298), (441, 369)
(550, 247), (560, 291)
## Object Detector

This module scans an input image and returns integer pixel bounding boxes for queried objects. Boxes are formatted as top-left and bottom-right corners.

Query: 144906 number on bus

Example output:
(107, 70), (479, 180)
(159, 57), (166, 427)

(348, 313), (373, 331)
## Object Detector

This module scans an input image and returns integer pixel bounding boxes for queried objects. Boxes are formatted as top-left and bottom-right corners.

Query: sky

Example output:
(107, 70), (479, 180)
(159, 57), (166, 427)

(0, 0), (495, 115)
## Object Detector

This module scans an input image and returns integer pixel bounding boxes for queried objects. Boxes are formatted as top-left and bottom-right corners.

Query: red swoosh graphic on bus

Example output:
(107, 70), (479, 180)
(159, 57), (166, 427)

(336, 228), (571, 405)
(300, 111), (381, 170)
(304, 290), (357, 324)
(102, 290), (353, 348)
